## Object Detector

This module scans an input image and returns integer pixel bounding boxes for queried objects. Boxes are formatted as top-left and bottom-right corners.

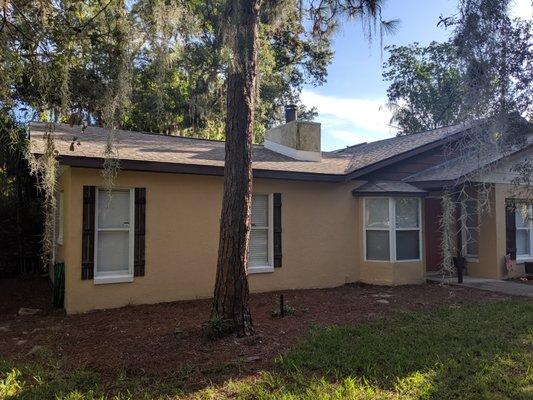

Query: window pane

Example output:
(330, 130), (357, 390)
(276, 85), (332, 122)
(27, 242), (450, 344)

(366, 230), (390, 260)
(517, 229), (530, 255)
(251, 195), (268, 227)
(98, 190), (131, 229)
(97, 231), (129, 274)
(250, 229), (268, 266)
(466, 228), (479, 256)
(396, 230), (420, 260)
(365, 198), (389, 228)
(465, 201), (478, 228)
(395, 198), (419, 228)
(515, 205), (530, 228)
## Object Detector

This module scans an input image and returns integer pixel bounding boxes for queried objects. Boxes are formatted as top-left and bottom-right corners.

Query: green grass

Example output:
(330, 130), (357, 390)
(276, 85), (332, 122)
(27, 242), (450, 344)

(1, 300), (532, 399)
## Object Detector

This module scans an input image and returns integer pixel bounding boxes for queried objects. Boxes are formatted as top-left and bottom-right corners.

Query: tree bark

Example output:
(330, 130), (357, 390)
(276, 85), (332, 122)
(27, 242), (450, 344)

(212, 0), (261, 337)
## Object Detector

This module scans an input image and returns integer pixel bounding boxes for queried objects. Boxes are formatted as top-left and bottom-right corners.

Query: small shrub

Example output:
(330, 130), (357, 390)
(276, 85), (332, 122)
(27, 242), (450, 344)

(203, 315), (233, 339)
(271, 302), (296, 318)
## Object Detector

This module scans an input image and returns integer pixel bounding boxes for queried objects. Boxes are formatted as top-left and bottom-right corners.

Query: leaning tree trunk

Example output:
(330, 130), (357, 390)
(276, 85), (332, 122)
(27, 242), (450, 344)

(212, 0), (261, 337)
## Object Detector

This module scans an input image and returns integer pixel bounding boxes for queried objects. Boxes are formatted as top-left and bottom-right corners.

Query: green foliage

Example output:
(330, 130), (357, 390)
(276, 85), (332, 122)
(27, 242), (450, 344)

(383, 42), (464, 134)
(1, 300), (532, 399)
(0, 0), (332, 141)
(202, 315), (233, 340)
(384, 1), (532, 137)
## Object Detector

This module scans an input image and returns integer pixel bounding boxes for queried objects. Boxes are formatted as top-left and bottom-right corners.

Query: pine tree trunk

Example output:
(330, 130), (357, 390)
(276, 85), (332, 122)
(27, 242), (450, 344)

(212, 0), (261, 337)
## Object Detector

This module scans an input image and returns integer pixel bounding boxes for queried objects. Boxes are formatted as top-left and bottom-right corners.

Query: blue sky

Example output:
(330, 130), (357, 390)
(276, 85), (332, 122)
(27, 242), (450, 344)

(303, 0), (533, 151)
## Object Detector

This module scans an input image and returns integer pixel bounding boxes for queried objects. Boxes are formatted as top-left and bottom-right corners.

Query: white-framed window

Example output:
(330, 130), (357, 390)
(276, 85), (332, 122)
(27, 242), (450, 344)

(364, 197), (422, 262)
(56, 191), (64, 245)
(249, 194), (274, 273)
(461, 200), (479, 260)
(516, 203), (533, 261)
(94, 188), (135, 284)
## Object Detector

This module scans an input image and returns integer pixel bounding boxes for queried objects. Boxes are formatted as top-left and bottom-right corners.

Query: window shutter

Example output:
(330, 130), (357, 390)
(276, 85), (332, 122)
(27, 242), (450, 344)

(273, 193), (282, 268)
(134, 188), (146, 276)
(81, 186), (95, 280)
(506, 199), (516, 260)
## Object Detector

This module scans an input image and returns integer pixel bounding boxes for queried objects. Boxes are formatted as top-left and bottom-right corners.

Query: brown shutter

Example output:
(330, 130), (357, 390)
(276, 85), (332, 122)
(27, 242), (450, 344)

(273, 193), (282, 268)
(134, 188), (146, 276)
(506, 199), (517, 261)
(81, 186), (95, 280)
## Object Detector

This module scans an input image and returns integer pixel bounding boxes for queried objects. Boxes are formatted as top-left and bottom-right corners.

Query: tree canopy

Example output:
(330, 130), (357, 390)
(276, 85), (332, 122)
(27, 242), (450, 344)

(0, 0), (332, 141)
(383, 0), (532, 136)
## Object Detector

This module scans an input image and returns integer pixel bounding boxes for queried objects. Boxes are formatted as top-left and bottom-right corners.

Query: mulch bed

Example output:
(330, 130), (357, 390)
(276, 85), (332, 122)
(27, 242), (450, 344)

(0, 278), (514, 388)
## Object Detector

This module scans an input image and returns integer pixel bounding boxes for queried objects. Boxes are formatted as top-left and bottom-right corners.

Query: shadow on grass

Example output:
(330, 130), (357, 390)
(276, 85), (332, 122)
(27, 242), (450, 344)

(1, 299), (532, 399)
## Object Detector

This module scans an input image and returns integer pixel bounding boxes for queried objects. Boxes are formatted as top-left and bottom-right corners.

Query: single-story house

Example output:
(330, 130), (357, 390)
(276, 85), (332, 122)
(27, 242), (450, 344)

(29, 114), (532, 314)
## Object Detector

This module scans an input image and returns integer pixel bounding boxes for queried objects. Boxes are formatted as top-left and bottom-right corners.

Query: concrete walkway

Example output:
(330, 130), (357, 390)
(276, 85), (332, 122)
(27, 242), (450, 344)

(427, 275), (533, 298)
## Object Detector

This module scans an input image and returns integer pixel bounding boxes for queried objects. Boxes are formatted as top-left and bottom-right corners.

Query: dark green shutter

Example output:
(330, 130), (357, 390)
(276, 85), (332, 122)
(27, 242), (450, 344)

(506, 199), (517, 261)
(273, 193), (282, 268)
(81, 186), (95, 280)
(134, 188), (146, 276)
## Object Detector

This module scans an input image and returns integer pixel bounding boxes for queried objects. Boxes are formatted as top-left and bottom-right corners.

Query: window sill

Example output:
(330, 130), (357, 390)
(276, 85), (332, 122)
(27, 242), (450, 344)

(517, 257), (533, 263)
(248, 266), (274, 274)
(465, 257), (479, 263)
(94, 275), (134, 285)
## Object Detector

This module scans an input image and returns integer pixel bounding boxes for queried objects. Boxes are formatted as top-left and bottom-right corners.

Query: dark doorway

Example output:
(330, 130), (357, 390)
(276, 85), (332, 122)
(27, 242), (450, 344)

(425, 198), (443, 272)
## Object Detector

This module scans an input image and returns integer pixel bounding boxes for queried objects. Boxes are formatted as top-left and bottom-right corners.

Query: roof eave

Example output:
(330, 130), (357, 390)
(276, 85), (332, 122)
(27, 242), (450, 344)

(57, 155), (346, 182)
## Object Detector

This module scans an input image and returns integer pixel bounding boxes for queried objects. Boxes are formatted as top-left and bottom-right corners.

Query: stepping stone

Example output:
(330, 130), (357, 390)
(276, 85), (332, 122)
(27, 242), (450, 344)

(376, 299), (389, 304)
(372, 293), (393, 298)
(18, 308), (41, 316)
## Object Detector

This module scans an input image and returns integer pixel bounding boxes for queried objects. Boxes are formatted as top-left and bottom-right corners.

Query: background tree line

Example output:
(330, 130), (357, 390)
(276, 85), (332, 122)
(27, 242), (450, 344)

(0, 0), (330, 140)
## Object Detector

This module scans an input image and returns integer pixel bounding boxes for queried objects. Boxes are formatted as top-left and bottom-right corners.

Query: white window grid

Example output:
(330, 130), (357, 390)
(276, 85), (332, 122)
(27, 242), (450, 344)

(363, 197), (422, 262)
(249, 193), (274, 273)
(93, 188), (135, 284)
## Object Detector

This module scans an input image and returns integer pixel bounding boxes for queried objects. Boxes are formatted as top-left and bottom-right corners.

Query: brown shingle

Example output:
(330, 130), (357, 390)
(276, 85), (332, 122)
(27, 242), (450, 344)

(29, 121), (472, 176)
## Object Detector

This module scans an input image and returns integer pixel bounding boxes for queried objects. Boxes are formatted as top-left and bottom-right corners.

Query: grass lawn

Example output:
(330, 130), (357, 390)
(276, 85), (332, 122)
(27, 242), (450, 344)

(1, 299), (532, 399)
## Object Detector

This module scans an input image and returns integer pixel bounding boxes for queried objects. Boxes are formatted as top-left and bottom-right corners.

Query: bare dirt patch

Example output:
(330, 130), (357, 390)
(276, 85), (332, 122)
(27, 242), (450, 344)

(0, 278), (511, 388)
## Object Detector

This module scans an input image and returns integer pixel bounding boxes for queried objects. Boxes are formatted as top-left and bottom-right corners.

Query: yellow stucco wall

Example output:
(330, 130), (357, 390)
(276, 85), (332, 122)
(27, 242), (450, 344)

(55, 168), (430, 314)
(464, 183), (529, 280)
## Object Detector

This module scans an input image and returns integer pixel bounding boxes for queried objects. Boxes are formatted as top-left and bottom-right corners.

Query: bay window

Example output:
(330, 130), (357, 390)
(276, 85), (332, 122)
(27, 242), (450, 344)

(249, 194), (273, 273)
(364, 197), (421, 262)
(516, 203), (532, 260)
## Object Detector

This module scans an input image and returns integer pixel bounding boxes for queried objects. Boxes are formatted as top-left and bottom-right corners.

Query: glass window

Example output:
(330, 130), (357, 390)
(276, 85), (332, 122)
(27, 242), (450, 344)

(516, 204), (532, 258)
(366, 231), (390, 260)
(396, 230), (420, 260)
(56, 192), (64, 245)
(462, 200), (479, 258)
(365, 197), (421, 262)
(365, 198), (389, 228)
(249, 195), (272, 269)
(95, 189), (133, 280)
(396, 198), (419, 228)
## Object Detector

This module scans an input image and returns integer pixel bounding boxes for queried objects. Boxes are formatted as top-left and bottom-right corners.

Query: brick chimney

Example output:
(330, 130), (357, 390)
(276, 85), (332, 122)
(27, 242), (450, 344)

(264, 106), (321, 161)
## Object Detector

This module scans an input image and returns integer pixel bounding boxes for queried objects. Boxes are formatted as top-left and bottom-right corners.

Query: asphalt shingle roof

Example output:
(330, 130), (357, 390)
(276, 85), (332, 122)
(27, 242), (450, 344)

(29, 121), (473, 176)
(405, 139), (533, 184)
(352, 180), (427, 195)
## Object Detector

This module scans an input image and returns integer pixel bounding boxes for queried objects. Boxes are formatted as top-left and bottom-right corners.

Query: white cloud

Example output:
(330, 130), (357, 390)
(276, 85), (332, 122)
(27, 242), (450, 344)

(300, 89), (396, 150)
(301, 89), (393, 134)
(509, 0), (532, 19)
